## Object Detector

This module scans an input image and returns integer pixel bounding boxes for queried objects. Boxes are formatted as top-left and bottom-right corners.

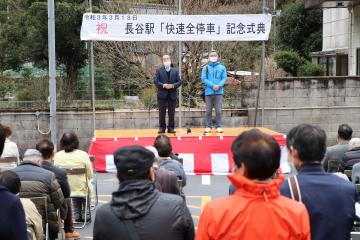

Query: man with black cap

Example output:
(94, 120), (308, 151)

(93, 145), (194, 240)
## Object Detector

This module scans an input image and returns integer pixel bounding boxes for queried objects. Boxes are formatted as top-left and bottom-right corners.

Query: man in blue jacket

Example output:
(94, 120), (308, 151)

(281, 124), (356, 240)
(201, 51), (227, 133)
(154, 54), (182, 134)
(0, 124), (28, 240)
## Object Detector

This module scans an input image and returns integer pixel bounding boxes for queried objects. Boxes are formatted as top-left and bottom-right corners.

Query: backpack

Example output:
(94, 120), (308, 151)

(199, 65), (209, 101)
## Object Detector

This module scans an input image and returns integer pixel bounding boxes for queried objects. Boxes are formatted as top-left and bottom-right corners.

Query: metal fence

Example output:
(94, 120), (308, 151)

(0, 97), (243, 110)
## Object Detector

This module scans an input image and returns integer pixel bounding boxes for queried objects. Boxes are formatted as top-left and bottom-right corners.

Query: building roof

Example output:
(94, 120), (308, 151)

(305, 0), (360, 9)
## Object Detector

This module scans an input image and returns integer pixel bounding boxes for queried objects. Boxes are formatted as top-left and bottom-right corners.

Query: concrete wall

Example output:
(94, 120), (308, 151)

(2, 76), (360, 155)
(0, 109), (248, 156)
(242, 76), (360, 145)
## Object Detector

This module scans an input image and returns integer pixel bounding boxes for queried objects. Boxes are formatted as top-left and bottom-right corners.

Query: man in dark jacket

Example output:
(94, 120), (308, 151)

(340, 138), (360, 171)
(12, 149), (64, 240)
(93, 146), (194, 240)
(154, 54), (182, 134)
(36, 139), (80, 239)
(154, 135), (186, 187)
(280, 124), (356, 240)
(0, 124), (28, 240)
(322, 123), (352, 171)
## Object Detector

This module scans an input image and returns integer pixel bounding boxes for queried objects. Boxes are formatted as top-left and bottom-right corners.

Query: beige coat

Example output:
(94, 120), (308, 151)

(21, 198), (43, 240)
(54, 149), (93, 197)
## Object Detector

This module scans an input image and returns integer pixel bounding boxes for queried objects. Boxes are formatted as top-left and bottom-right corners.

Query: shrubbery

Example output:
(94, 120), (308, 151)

(273, 50), (324, 77)
(273, 51), (306, 76)
(297, 62), (325, 76)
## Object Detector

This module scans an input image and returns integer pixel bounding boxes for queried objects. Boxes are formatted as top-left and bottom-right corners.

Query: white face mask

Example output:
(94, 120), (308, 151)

(163, 61), (171, 68)
(209, 57), (218, 63)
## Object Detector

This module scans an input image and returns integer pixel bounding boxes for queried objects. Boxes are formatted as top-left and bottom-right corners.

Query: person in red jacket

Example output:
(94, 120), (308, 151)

(196, 129), (310, 240)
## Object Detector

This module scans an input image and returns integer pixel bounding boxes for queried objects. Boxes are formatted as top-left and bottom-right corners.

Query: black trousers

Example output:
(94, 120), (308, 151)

(158, 97), (176, 130)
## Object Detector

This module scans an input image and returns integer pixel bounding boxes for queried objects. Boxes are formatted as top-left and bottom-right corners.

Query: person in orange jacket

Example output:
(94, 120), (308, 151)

(196, 129), (311, 240)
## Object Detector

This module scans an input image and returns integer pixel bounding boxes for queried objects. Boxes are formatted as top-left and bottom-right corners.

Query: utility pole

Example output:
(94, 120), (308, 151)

(253, 0), (267, 127)
(89, 0), (96, 138)
(48, 0), (57, 149)
(260, 0), (267, 126)
(178, 0), (182, 129)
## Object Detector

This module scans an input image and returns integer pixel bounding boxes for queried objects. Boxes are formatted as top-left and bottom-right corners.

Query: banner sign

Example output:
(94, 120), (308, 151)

(80, 13), (272, 42)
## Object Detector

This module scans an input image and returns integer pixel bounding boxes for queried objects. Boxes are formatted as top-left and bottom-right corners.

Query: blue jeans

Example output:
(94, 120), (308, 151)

(205, 95), (223, 128)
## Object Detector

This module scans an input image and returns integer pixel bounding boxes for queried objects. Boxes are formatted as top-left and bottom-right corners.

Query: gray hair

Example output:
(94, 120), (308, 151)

(23, 149), (43, 163)
(349, 138), (360, 150)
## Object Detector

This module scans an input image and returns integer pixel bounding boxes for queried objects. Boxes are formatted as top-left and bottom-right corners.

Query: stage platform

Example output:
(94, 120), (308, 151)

(88, 128), (290, 175)
(95, 127), (281, 138)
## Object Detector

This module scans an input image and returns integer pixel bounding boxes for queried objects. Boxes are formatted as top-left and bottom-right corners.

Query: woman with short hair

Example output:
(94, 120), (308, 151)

(54, 131), (93, 223)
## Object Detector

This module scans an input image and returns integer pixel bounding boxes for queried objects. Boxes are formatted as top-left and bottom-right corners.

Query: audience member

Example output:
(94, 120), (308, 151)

(0, 124), (20, 167)
(340, 138), (360, 171)
(12, 149), (64, 240)
(0, 170), (43, 240)
(36, 139), (80, 239)
(323, 123), (352, 172)
(154, 135), (186, 187)
(54, 132), (93, 223)
(0, 124), (28, 240)
(281, 124), (356, 240)
(155, 168), (181, 195)
(196, 129), (310, 240)
(146, 145), (181, 195)
(93, 146), (194, 240)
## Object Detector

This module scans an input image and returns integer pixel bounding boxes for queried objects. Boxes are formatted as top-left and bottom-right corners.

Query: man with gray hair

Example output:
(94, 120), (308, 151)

(340, 138), (360, 171)
(12, 149), (64, 240)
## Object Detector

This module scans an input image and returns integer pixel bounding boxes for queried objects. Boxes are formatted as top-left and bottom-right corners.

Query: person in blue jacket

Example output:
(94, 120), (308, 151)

(201, 51), (227, 133)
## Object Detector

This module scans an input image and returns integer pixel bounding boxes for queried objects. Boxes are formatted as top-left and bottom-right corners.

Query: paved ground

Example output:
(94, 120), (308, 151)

(78, 173), (229, 239)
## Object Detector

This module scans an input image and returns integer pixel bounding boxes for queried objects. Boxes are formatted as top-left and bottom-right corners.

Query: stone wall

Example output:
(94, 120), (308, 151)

(242, 76), (360, 145)
(0, 109), (248, 155)
(2, 76), (360, 155)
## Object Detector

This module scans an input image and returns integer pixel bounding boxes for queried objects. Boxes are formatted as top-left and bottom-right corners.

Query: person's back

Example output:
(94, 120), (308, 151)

(281, 124), (356, 240)
(13, 149), (64, 240)
(94, 180), (193, 240)
(159, 158), (186, 186)
(323, 124), (352, 171)
(93, 146), (194, 240)
(323, 143), (349, 170)
(342, 147), (360, 170)
(54, 149), (93, 196)
(281, 163), (356, 240)
(20, 198), (43, 240)
(197, 129), (310, 240)
(197, 174), (309, 240)
(0, 185), (28, 240)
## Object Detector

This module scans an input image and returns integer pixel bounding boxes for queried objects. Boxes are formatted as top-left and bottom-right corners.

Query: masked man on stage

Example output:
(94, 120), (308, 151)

(154, 54), (182, 134)
(201, 51), (227, 134)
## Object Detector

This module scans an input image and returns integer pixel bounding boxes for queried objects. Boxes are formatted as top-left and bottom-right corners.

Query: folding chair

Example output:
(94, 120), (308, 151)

(29, 196), (49, 240)
(0, 156), (18, 170)
(27, 229), (33, 240)
(65, 167), (91, 229)
(328, 160), (340, 173)
(344, 170), (353, 180)
(89, 156), (98, 208)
